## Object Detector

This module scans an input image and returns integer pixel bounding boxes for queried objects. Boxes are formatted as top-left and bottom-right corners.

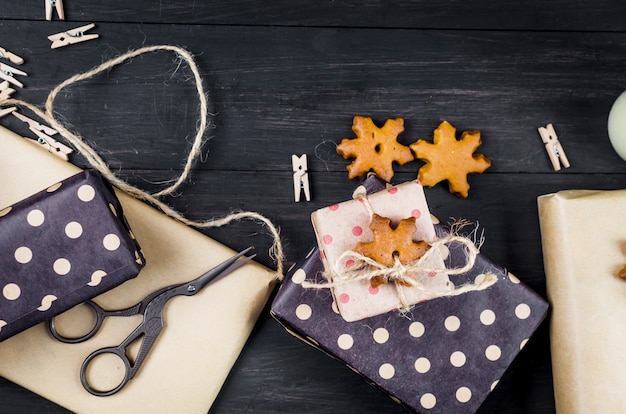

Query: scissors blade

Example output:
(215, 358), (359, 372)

(187, 247), (256, 293)
(135, 247), (256, 315)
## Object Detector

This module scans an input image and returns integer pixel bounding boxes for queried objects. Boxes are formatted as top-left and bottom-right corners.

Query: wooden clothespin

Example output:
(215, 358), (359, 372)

(45, 0), (65, 20)
(12, 111), (73, 161)
(48, 23), (99, 49)
(13, 111), (58, 136)
(0, 47), (24, 65)
(0, 81), (16, 100)
(538, 123), (570, 171)
(0, 106), (17, 119)
(292, 154), (311, 202)
(0, 63), (27, 88)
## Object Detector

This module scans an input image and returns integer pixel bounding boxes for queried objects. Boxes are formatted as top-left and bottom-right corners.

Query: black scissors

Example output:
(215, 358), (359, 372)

(48, 247), (256, 397)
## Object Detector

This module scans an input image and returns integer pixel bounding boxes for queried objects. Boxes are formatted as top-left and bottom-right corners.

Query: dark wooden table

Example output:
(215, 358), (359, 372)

(2, 1), (626, 413)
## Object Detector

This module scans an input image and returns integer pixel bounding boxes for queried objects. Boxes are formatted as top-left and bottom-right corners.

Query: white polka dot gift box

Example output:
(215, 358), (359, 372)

(0, 170), (145, 341)
(271, 176), (549, 414)
(310, 180), (450, 322)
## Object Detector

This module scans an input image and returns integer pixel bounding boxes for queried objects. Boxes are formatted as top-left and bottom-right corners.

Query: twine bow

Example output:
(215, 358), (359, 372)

(303, 233), (497, 311)
(303, 193), (497, 311)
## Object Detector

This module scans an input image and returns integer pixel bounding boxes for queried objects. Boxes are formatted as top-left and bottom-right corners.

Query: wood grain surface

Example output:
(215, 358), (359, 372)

(1, 1), (625, 413)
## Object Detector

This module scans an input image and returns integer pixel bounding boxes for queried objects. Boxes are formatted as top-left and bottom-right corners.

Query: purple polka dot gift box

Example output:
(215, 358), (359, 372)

(271, 176), (548, 413)
(0, 170), (145, 341)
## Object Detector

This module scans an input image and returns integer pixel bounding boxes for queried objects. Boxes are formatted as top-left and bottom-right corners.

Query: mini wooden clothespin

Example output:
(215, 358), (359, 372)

(48, 23), (99, 49)
(12, 111), (73, 161)
(0, 63), (27, 88)
(538, 123), (570, 171)
(0, 47), (24, 65)
(0, 81), (16, 100)
(292, 154), (311, 202)
(0, 106), (16, 119)
(45, 0), (65, 20)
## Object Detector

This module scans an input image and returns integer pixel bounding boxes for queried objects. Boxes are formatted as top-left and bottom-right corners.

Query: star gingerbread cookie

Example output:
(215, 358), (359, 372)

(410, 121), (491, 198)
(336, 116), (414, 182)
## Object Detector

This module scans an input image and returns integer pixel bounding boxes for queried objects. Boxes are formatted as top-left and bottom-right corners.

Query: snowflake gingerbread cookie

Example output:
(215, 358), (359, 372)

(410, 121), (491, 198)
(336, 116), (414, 182)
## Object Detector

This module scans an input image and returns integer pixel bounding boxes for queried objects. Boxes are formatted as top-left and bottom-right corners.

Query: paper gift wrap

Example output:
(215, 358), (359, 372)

(0, 125), (276, 413)
(0, 170), (144, 342)
(273, 176), (548, 413)
(272, 237), (548, 413)
(538, 189), (626, 414)
(311, 180), (449, 322)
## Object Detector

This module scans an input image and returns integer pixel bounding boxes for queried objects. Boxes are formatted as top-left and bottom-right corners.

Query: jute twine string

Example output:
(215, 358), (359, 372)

(0, 45), (284, 280)
(303, 196), (497, 310)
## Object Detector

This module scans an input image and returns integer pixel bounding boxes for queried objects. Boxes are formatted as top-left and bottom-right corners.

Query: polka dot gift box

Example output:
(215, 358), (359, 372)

(271, 176), (548, 413)
(311, 180), (450, 322)
(0, 170), (145, 341)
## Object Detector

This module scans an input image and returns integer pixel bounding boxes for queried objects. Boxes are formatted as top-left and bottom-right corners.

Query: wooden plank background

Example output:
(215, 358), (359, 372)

(1, 1), (626, 412)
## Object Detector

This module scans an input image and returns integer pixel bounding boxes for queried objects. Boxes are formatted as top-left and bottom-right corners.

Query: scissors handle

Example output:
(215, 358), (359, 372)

(80, 346), (131, 397)
(49, 300), (141, 344)
(80, 321), (160, 397)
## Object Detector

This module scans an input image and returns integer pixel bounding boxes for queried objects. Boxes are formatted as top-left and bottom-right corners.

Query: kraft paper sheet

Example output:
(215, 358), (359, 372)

(538, 189), (626, 414)
(0, 125), (276, 413)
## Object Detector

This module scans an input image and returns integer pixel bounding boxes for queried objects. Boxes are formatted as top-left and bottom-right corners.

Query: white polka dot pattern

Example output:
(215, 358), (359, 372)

(65, 221), (83, 239)
(0, 170), (145, 341)
(296, 304), (312, 320)
(414, 357), (431, 373)
(409, 321), (425, 338)
(26, 209), (45, 227)
(53, 258), (72, 275)
(480, 309), (496, 325)
(485, 345), (502, 361)
(378, 363), (395, 379)
(14, 246), (32, 264)
(444, 315), (461, 331)
(420, 393), (437, 410)
(37, 295), (57, 311)
(3, 284), (21, 300)
(373, 327), (389, 343)
(272, 220), (549, 414)
(515, 303), (532, 319)
(450, 351), (466, 367)
(456, 386), (472, 403)
(337, 334), (354, 350)
(291, 269), (306, 284)
(103, 234), (121, 251)
(77, 184), (96, 202)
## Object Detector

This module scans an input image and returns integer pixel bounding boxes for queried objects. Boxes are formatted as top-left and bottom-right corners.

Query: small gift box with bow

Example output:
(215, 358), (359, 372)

(310, 179), (494, 322)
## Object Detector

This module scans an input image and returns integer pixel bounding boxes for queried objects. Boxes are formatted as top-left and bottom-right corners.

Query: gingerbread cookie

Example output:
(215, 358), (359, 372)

(354, 213), (430, 288)
(410, 121), (491, 198)
(336, 116), (414, 182)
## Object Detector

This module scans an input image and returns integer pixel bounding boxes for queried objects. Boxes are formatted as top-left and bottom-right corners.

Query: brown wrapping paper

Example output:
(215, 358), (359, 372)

(0, 125), (276, 413)
(538, 189), (626, 414)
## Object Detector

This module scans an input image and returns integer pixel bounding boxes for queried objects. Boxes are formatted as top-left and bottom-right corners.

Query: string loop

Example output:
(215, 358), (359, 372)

(0, 45), (284, 279)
